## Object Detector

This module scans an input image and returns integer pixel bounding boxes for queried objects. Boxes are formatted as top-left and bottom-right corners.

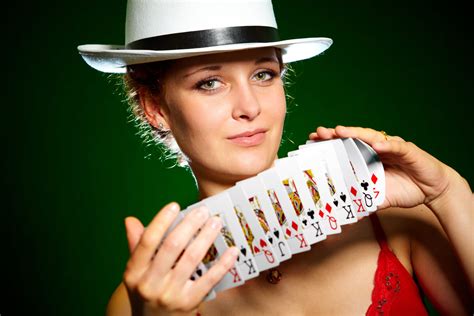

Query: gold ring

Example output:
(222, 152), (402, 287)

(380, 130), (389, 140)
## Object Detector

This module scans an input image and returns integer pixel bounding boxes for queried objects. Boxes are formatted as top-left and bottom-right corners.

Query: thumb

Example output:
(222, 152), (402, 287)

(124, 216), (145, 254)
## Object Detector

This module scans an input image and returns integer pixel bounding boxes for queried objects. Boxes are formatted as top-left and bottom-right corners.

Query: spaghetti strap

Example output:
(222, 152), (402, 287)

(369, 213), (389, 250)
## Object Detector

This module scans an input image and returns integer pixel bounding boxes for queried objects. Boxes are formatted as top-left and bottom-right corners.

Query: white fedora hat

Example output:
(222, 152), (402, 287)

(78, 0), (333, 73)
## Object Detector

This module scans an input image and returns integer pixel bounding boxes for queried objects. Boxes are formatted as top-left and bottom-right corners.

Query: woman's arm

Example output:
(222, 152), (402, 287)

(311, 126), (473, 292)
(426, 168), (474, 292)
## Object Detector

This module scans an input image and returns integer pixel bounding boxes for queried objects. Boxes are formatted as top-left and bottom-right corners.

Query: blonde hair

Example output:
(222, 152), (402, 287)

(122, 48), (290, 167)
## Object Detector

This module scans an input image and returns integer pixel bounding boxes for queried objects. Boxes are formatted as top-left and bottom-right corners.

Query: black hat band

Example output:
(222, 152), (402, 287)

(126, 26), (280, 50)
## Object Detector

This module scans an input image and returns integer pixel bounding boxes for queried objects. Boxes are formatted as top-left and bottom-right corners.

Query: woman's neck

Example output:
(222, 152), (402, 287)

(190, 155), (279, 201)
(195, 173), (238, 200)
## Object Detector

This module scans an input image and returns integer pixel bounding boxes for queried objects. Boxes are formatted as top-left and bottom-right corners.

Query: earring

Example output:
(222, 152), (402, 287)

(158, 122), (164, 129)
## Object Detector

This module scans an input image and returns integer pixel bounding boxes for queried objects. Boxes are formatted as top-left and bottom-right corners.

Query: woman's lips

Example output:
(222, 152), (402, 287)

(228, 129), (267, 146)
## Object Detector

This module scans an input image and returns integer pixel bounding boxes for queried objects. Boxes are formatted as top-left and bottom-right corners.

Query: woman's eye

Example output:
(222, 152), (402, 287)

(198, 79), (221, 90)
(254, 71), (275, 81)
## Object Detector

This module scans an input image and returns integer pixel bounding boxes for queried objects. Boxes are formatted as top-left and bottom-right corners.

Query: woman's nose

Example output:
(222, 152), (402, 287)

(231, 82), (262, 121)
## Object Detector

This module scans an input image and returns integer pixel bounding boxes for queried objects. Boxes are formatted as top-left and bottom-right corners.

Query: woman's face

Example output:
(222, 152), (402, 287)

(159, 47), (286, 184)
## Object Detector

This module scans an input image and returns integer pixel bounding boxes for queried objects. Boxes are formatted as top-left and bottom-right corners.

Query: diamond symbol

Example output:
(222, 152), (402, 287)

(371, 173), (378, 184)
(286, 228), (292, 237)
(291, 221), (298, 231)
(319, 210), (324, 218)
(350, 186), (357, 196)
(325, 203), (332, 213)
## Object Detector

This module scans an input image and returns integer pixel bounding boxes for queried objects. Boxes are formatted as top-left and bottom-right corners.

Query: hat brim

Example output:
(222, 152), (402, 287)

(78, 37), (332, 73)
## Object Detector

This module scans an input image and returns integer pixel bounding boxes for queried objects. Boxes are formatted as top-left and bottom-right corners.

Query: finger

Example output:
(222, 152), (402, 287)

(125, 217), (145, 254)
(314, 126), (337, 139)
(150, 206), (211, 280)
(171, 216), (223, 288)
(333, 125), (387, 144)
(125, 202), (180, 281)
(190, 247), (239, 305)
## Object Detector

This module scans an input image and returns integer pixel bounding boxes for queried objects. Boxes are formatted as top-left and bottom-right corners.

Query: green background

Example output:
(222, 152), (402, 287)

(4, 0), (471, 314)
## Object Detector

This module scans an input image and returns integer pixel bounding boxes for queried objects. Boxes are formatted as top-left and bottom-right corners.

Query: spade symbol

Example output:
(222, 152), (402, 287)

(361, 180), (369, 191)
(196, 269), (202, 277)
(333, 199), (339, 207)
(268, 236), (273, 244)
(240, 246), (247, 257)
(340, 193), (347, 202)
(190, 276), (196, 281)
(307, 210), (315, 220)
(273, 229), (280, 239)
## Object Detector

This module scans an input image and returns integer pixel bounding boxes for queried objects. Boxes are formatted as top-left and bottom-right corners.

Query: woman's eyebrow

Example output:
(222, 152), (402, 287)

(183, 65), (222, 78)
(183, 56), (278, 78)
(255, 56), (279, 65)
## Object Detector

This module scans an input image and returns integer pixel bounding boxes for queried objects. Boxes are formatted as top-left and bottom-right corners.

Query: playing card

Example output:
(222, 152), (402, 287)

(201, 192), (260, 281)
(183, 203), (245, 292)
(161, 211), (216, 301)
(307, 139), (375, 216)
(340, 138), (378, 213)
(237, 176), (292, 262)
(227, 186), (280, 272)
(287, 150), (343, 234)
(274, 156), (329, 244)
(353, 138), (385, 206)
(258, 168), (312, 254)
(297, 142), (359, 225)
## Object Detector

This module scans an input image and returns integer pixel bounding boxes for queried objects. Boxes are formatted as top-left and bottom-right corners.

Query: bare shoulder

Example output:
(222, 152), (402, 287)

(106, 282), (131, 316)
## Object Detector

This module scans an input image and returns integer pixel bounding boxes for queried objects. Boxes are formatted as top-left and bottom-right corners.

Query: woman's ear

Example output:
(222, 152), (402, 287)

(138, 88), (170, 129)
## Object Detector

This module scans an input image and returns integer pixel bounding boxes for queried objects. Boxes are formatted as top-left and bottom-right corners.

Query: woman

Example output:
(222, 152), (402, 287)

(78, 1), (473, 315)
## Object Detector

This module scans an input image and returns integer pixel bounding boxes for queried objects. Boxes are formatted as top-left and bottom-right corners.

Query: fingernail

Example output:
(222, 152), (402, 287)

(168, 202), (180, 213)
(210, 216), (222, 229)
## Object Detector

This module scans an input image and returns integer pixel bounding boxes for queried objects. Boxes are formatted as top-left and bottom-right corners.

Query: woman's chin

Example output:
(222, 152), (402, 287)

(225, 153), (275, 180)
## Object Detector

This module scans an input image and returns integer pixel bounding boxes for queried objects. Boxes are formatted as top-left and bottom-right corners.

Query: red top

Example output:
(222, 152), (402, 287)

(366, 214), (428, 315)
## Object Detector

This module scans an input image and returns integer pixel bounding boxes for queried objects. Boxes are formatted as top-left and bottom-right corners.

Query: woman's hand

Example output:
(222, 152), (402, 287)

(309, 126), (468, 211)
(123, 202), (239, 316)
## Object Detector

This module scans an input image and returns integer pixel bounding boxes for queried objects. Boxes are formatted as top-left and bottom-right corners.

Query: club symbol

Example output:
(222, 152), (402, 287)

(302, 219), (307, 226)
(361, 180), (369, 191)
(307, 210), (315, 220)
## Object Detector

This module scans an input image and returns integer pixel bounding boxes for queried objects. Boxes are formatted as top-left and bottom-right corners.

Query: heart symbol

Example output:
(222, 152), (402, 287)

(260, 239), (268, 248)
(240, 246), (247, 257)
(254, 245), (261, 254)
(340, 193), (347, 202)
(333, 199), (339, 207)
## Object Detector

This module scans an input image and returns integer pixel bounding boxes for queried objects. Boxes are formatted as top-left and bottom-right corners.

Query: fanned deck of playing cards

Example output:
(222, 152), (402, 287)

(161, 138), (385, 299)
